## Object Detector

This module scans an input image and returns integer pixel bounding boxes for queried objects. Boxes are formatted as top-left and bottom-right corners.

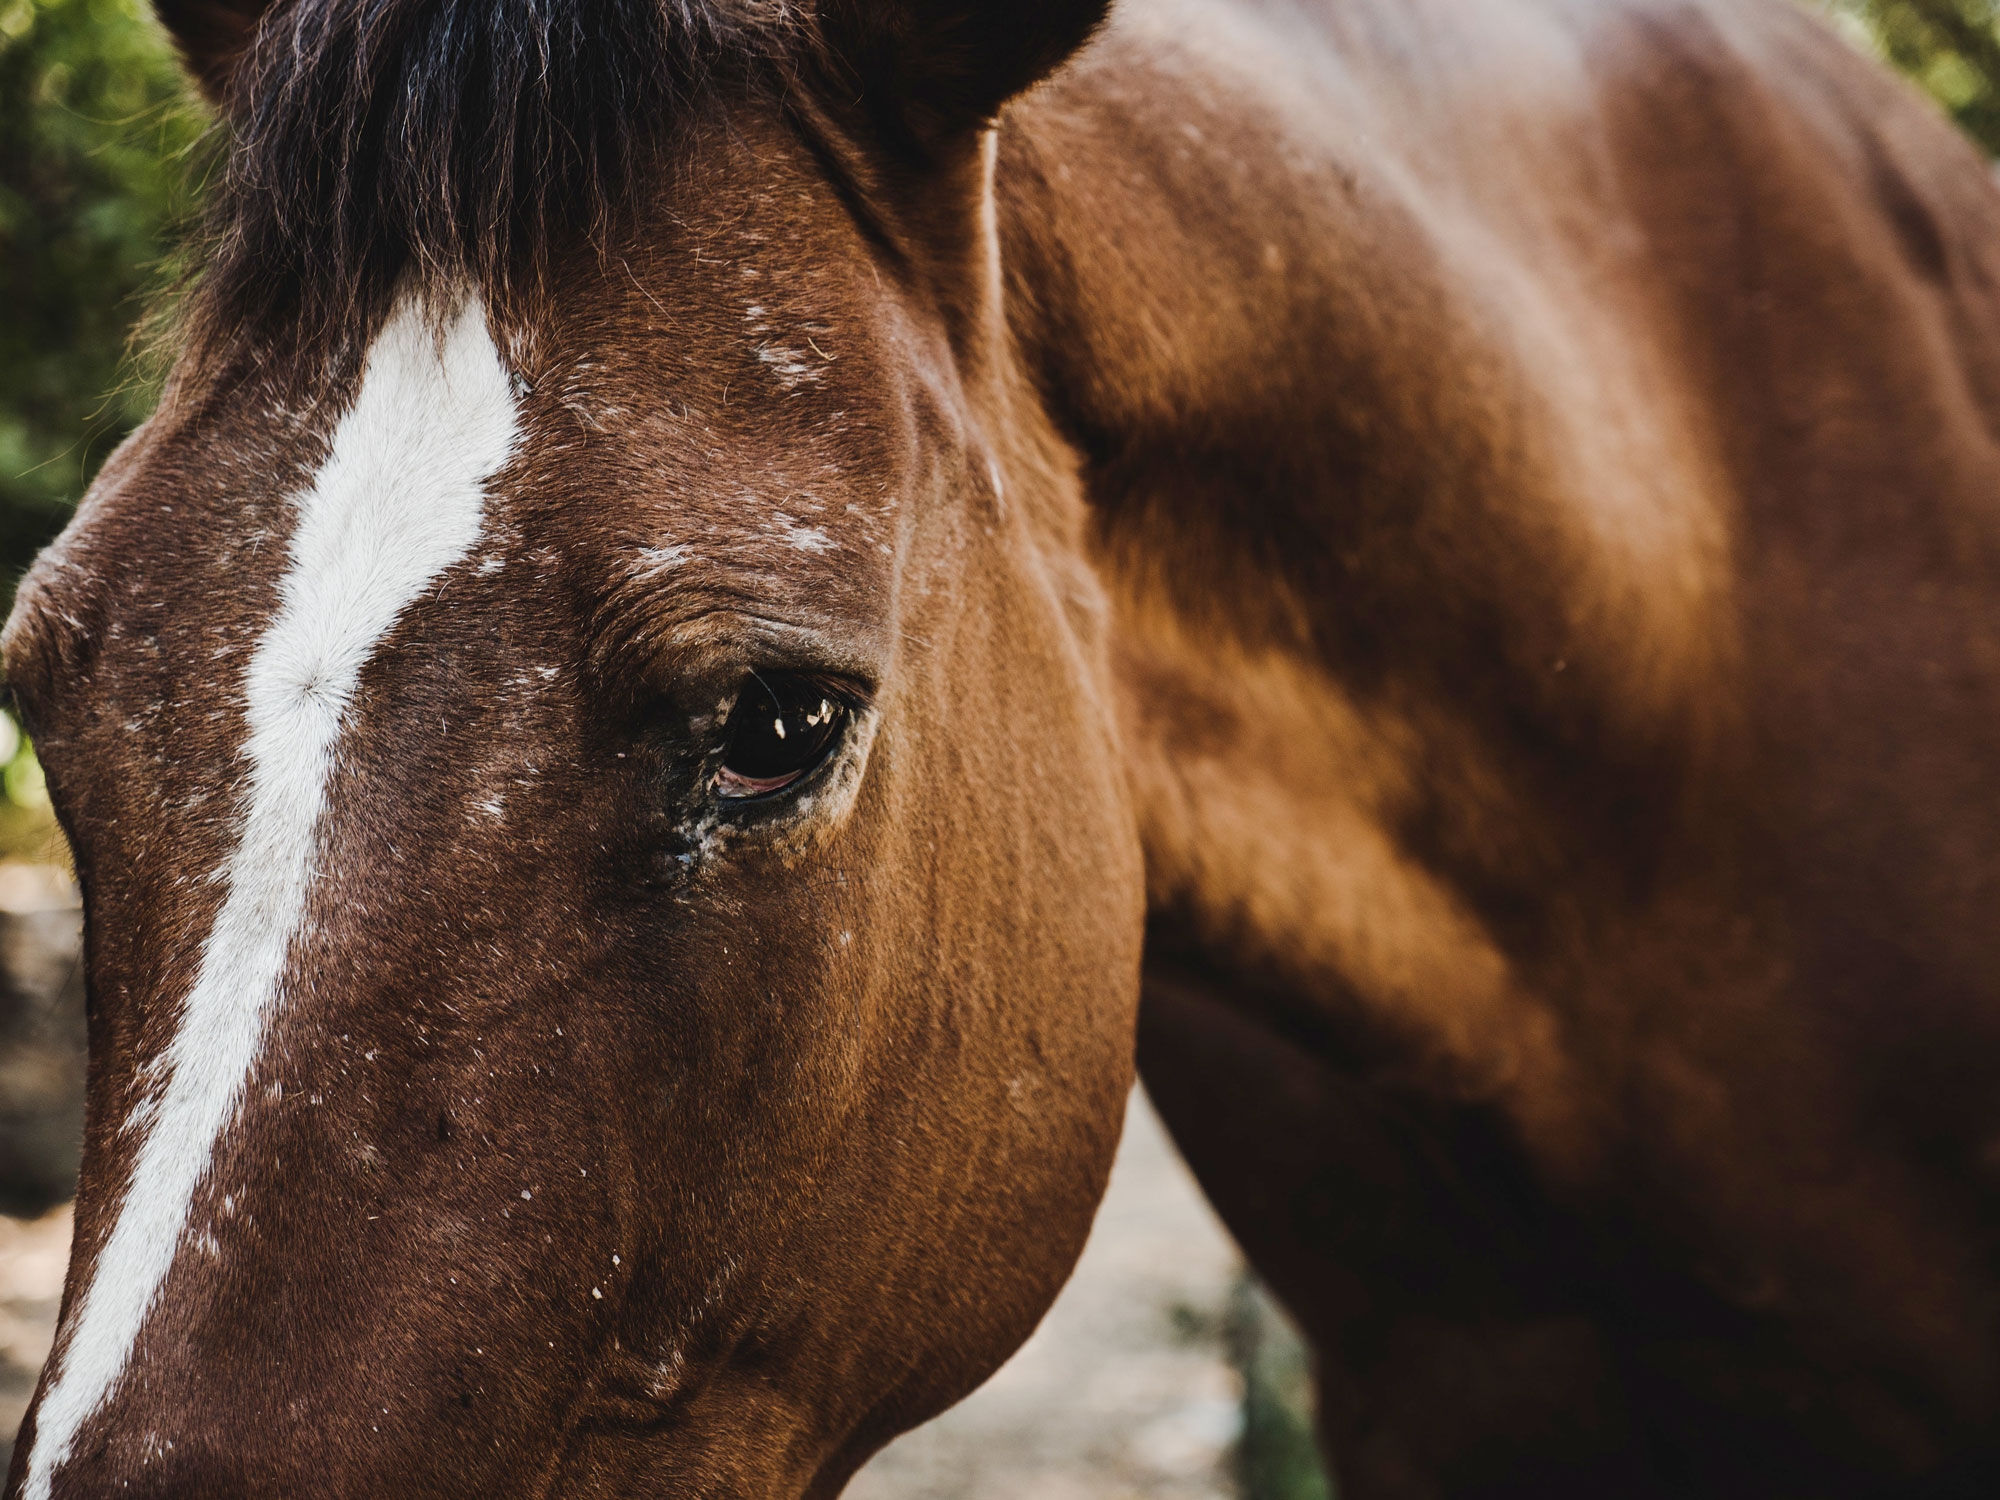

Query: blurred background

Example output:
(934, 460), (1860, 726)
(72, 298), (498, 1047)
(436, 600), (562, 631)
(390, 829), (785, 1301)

(0, 0), (1993, 1493)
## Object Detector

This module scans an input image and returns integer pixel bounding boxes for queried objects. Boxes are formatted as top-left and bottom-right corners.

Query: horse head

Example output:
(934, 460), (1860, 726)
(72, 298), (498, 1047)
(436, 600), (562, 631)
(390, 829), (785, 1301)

(2, 3), (1143, 1494)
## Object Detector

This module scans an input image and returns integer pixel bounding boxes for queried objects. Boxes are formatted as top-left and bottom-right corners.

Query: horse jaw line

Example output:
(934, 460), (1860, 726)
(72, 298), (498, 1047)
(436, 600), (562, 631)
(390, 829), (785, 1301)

(23, 293), (518, 1499)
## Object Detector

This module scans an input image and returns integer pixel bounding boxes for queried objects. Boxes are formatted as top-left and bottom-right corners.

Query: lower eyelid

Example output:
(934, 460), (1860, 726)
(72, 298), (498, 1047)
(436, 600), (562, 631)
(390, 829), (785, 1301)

(713, 766), (804, 799)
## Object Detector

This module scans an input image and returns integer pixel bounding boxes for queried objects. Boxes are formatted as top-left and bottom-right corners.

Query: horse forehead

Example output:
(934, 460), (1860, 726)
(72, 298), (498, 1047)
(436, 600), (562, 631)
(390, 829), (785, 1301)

(15, 300), (510, 612)
(11, 259), (921, 722)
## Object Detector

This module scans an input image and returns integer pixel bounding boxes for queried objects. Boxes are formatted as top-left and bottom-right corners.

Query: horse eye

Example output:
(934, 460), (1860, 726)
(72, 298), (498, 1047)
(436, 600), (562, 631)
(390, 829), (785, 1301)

(713, 674), (851, 800)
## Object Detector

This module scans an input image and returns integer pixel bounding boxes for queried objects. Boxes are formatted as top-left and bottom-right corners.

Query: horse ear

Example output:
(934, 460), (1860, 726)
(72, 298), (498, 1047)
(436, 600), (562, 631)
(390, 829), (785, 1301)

(154, 0), (275, 105)
(819, 0), (1112, 141)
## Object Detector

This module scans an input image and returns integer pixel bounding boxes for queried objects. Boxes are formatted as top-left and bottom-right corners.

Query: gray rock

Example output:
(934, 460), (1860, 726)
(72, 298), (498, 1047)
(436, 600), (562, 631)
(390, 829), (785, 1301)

(0, 903), (84, 1219)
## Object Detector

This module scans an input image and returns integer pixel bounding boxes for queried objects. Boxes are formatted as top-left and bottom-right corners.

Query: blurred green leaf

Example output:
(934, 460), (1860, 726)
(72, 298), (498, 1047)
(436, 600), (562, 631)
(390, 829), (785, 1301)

(0, 0), (208, 612)
(1822, 0), (2000, 153)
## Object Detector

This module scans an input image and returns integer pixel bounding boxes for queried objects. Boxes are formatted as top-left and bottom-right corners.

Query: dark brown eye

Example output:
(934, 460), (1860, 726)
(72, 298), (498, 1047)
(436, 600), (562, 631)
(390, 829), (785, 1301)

(713, 673), (851, 799)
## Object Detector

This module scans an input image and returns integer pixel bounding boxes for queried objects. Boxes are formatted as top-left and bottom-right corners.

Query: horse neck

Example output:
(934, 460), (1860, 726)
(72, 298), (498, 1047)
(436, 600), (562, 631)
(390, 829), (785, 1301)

(994, 2), (1738, 1116)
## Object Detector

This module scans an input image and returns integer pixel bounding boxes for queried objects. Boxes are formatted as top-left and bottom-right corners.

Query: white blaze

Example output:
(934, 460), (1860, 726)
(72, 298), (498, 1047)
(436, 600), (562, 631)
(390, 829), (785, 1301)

(24, 295), (518, 1498)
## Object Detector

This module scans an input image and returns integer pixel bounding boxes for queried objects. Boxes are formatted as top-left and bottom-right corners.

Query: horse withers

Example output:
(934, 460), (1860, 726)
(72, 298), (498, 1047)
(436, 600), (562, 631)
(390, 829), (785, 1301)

(10, 0), (2000, 1495)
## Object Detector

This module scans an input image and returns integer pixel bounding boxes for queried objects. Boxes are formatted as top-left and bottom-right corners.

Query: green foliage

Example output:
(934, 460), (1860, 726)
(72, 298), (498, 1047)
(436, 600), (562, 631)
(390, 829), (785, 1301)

(0, 707), (58, 861)
(1824, 0), (2000, 152)
(0, 0), (206, 601)
(1231, 1281), (1337, 1500)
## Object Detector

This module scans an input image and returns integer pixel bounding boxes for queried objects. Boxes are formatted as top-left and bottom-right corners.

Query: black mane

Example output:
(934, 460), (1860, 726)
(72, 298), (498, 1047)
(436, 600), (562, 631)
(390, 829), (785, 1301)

(187, 0), (800, 364)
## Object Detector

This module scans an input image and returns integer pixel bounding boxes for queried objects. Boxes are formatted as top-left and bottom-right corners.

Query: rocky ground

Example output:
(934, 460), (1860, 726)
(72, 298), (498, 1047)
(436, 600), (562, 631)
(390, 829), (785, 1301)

(0, 1205), (65, 1464)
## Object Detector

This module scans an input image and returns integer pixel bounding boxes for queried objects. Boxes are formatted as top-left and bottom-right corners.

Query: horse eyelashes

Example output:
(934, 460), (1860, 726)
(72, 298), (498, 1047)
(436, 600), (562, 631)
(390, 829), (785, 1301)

(712, 672), (852, 800)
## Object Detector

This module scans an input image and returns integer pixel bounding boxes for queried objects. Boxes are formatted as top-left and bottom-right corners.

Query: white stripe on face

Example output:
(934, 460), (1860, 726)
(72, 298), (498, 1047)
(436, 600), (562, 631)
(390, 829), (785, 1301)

(24, 295), (519, 1499)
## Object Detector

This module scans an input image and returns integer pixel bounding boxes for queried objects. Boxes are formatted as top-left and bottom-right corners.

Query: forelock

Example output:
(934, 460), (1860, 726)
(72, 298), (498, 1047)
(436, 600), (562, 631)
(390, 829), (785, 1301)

(183, 0), (807, 370)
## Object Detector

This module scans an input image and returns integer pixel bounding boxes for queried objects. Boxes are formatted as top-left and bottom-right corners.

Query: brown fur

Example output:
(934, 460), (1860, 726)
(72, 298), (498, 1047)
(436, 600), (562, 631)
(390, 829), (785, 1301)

(10, 0), (2000, 1495)
(1011, 2), (2000, 1492)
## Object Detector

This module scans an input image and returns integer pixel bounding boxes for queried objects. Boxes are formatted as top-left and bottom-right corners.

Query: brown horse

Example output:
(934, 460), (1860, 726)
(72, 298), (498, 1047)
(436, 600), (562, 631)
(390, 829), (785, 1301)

(7, 0), (2000, 1493)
